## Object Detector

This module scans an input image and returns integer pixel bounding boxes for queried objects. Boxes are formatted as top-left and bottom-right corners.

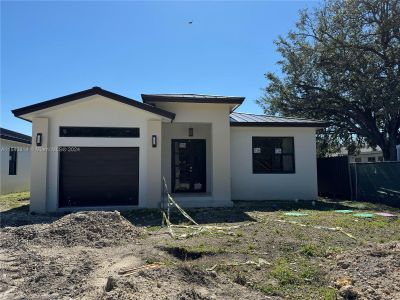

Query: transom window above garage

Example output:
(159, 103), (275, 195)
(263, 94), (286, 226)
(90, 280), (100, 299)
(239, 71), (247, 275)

(252, 137), (295, 174)
(59, 127), (140, 138)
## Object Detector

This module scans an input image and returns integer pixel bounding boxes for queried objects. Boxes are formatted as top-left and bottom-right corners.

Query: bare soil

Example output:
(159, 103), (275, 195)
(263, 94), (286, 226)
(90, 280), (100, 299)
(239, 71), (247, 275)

(0, 199), (399, 299)
(330, 242), (400, 300)
(0, 211), (272, 300)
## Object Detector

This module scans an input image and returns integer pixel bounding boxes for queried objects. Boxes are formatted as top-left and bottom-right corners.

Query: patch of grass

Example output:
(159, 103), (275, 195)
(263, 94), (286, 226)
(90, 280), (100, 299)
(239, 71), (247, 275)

(145, 257), (160, 264)
(269, 257), (325, 288)
(300, 243), (322, 257)
(337, 199), (400, 212)
(0, 192), (30, 211)
(323, 246), (344, 256)
(258, 284), (282, 296)
(146, 225), (162, 232)
(236, 230), (244, 237)
(270, 259), (297, 285)
(320, 287), (337, 300)
(298, 263), (321, 282)
(247, 243), (255, 251)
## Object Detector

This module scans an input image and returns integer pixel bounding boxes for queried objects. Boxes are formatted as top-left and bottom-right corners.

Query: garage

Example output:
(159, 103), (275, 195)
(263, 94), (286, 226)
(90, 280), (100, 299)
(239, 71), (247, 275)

(59, 147), (139, 207)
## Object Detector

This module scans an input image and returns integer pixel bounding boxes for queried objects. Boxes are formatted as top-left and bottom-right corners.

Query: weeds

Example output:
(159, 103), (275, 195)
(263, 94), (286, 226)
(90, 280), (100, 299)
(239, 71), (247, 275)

(300, 243), (321, 257)
(270, 259), (297, 285)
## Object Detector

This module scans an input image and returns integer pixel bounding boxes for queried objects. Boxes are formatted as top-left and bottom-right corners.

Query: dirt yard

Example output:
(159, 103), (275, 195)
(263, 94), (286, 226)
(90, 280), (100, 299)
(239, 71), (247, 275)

(0, 193), (399, 300)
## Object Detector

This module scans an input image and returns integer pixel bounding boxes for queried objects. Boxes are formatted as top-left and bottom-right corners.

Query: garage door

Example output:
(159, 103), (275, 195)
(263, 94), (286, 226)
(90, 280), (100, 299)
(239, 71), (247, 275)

(59, 147), (139, 207)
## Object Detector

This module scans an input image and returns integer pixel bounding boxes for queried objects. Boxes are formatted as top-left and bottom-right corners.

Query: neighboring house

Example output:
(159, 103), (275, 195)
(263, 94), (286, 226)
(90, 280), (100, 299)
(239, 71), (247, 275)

(336, 147), (384, 163)
(12, 87), (325, 213)
(0, 128), (31, 195)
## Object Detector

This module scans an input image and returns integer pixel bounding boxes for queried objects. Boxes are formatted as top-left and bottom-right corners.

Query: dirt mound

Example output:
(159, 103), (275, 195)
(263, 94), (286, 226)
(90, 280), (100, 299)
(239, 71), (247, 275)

(330, 242), (400, 299)
(100, 265), (274, 300)
(0, 211), (144, 248)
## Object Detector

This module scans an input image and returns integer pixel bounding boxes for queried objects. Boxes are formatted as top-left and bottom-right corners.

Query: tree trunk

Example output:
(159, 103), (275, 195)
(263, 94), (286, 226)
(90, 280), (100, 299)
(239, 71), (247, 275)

(381, 138), (398, 161)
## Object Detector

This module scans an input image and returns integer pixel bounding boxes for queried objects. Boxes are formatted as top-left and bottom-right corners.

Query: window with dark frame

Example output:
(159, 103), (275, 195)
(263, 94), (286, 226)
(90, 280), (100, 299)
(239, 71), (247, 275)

(59, 127), (140, 138)
(9, 148), (17, 175)
(252, 137), (295, 174)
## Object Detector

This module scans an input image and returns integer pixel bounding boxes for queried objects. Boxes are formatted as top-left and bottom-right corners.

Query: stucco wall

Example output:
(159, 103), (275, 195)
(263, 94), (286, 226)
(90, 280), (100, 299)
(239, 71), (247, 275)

(147, 120), (162, 208)
(230, 126), (318, 201)
(27, 95), (164, 212)
(0, 139), (31, 195)
(30, 118), (49, 212)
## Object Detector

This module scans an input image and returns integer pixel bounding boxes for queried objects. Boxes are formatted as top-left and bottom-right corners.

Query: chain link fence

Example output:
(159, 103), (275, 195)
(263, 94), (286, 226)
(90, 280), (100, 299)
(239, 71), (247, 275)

(349, 161), (400, 207)
(318, 158), (400, 207)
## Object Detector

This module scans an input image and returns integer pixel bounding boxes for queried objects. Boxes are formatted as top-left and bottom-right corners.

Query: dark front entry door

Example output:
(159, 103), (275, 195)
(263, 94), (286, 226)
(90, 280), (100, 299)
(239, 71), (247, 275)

(59, 147), (139, 207)
(172, 139), (206, 193)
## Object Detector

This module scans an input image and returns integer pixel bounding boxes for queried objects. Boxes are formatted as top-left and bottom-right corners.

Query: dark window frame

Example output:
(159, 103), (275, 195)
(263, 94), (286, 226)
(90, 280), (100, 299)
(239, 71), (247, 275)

(59, 126), (140, 138)
(252, 137), (295, 174)
(9, 148), (17, 175)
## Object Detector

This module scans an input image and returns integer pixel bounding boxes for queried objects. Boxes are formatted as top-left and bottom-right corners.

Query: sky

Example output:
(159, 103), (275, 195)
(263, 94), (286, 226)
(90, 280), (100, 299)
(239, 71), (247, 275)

(1, 1), (318, 135)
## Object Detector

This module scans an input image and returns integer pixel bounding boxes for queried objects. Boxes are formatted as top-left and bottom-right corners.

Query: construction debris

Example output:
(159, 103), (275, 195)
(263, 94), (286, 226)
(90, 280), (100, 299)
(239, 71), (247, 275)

(161, 177), (258, 239)
(118, 263), (164, 276)
(206, 258), (271, 271)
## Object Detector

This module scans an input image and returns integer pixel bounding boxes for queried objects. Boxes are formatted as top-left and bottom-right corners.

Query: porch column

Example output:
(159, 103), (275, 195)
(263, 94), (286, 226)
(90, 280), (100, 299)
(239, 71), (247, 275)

(30, 117), (49, 213)
(147, 120), (162, 208)
(211, 119), (232, 204)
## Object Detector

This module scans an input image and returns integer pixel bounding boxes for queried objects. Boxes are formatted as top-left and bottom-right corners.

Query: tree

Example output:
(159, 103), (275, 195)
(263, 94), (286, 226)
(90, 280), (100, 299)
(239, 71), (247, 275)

(258, 0), (400, 160)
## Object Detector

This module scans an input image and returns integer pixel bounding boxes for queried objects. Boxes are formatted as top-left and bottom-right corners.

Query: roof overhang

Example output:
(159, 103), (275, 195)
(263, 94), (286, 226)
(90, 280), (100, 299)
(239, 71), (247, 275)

(12, 87), (176, 122)
(141, 94), (245, 111)
(230, 122), (328, 129)
(0, 128), (32, 144)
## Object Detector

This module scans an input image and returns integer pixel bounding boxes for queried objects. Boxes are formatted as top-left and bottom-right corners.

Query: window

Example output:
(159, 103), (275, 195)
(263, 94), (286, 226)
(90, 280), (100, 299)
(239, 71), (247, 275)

(9, 148), (17, 175)
(367, 157), (376, 162)
(59, 127), (140, 138)
(354, 158), (362, 163)
(378, 156), (384, 162)
(252, 137), (295, 173)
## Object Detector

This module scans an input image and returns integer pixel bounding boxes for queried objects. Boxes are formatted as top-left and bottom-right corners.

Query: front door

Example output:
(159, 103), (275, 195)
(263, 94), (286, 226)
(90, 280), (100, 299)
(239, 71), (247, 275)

(172, 139), (206, 193)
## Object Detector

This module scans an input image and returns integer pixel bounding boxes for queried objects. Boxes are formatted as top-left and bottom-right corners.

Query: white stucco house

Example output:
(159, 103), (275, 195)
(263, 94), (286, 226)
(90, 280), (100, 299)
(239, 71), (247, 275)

(0, 128), (31, 195)
(335, 146), (385, 163)
(12, 87), (326, 213)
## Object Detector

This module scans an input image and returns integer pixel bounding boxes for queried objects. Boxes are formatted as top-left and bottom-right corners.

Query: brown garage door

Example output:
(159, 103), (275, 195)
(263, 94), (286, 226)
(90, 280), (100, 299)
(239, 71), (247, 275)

(59, 147), (139, 207)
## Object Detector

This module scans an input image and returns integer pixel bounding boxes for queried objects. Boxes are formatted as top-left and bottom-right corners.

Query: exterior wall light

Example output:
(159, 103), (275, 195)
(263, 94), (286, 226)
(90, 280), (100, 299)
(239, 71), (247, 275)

(152, 135), (157, 148)
(36, 133), (42, 146)
(188, 128), (193, 137)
